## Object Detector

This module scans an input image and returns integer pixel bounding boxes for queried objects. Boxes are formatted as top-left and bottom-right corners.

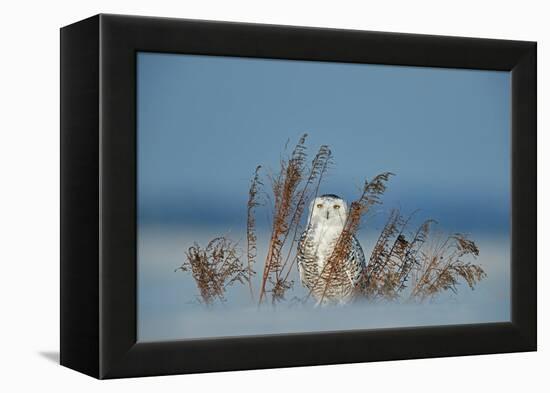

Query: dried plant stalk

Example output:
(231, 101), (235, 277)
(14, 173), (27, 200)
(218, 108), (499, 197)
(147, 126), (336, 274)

(258, 134), (332, 304)
(394, 218), (436, 292)
(258, 134), (308, 303)
(409, 233), (484, 301)
(246, 165), (263, 299)
(278, 144), (332, 285)
(176, 237), (249, 305)
(362, 210), (435, 300)
(356, 208), (484, 301)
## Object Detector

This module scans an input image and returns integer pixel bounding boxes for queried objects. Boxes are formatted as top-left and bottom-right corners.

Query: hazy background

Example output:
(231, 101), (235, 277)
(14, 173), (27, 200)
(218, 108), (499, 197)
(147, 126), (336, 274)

(137, 52), (510, 342)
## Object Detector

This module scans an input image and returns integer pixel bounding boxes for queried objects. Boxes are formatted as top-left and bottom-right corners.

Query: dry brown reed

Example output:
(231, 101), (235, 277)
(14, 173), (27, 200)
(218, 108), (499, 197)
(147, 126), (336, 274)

(358, 209), (485, 302)
(408, 233), (484, 301)
(246, 165), (263, 298)
(257, 134), (332, 304)
(176, 237), (249, 305)
(361, 210), (435, 300)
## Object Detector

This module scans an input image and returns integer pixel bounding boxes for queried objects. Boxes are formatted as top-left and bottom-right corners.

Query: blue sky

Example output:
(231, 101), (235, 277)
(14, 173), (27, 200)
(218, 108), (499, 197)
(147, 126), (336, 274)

(137, 52), (510, 234)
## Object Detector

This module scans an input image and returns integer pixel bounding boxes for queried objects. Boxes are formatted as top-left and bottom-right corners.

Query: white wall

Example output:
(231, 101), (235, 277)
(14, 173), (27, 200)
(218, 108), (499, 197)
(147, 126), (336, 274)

(0, 0), (545, 391)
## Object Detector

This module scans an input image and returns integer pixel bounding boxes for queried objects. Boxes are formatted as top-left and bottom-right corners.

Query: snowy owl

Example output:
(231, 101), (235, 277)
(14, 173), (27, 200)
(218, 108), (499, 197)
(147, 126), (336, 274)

(297, 194), (366, 305)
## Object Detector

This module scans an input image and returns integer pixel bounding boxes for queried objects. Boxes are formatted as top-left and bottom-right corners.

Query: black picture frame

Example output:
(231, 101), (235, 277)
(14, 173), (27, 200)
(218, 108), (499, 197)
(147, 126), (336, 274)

(60, 14), (536, 379)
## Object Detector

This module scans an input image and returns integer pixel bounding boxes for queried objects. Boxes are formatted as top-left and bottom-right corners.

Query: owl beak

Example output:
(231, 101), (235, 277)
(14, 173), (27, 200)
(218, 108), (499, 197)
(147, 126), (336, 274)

(326, 211), (330, 220)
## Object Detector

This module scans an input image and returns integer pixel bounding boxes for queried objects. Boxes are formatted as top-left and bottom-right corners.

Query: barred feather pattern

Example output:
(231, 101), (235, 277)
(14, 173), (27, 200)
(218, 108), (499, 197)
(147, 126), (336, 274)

(297, 230), (366, 304)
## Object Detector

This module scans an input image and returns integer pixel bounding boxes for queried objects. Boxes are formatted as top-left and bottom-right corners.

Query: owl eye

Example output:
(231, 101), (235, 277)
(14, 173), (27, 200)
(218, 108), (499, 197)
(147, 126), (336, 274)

(333, 205), (340, 209)
(316, 203), (323, 209)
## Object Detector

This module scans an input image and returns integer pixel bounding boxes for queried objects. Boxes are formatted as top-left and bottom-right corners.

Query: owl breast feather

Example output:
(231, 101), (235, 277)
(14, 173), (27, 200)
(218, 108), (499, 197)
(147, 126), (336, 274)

(297, 230), (366, 304)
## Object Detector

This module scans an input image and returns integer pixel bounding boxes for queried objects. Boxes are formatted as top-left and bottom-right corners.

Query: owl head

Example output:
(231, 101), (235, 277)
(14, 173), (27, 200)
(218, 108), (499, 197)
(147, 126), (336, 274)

(308, 194), (348, 227)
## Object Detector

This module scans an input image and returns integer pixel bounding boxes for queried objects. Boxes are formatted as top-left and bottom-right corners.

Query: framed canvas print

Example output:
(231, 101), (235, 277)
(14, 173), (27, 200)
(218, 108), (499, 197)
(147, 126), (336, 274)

(60, 14), (536, 379)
